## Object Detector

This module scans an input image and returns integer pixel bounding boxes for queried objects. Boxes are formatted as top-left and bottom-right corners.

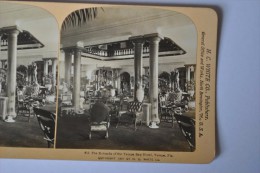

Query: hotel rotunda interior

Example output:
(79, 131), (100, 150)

(0, 2), (58, 148)
(56, 6), (197, 151)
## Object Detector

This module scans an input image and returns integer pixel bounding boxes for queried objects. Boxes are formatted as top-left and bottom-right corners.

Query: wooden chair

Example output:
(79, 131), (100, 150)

(33, 107), (56, 148)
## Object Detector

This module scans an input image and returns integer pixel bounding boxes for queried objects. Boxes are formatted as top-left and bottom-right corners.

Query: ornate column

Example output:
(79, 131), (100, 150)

(144, 33), (163, 127)
(186, 65), (191, 82)
(112, 68), (116, 88)
(115, 68), (121, 94)
(130, 36), (144, 101)
(64, 50), (72, 86)
(43, 59), (49, 75)
(4, 26), (21, 122)
(96, 70), (99, 90)
(51, 58), (57, 86)
(73, 47), (82, 111)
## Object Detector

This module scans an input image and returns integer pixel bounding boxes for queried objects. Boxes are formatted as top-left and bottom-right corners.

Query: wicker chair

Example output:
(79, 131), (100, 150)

(174, 110), (195, 151)
(33, 107), (56, 148)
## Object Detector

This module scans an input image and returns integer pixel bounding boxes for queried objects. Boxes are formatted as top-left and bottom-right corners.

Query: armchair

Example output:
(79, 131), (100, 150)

(116, 101), (143, 131)
(88, 102), (111, 139)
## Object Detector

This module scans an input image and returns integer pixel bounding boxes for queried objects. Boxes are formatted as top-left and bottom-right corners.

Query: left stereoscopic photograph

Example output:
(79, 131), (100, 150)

(0, 2), (59, 148)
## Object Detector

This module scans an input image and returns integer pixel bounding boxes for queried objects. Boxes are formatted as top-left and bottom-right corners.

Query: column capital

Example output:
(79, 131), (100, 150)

(129, 35), (145, 44)
(1, 26), (22, 35)
(61, 46), (85, 53)
(144, 33), (164, 42)
(42, 57), (57, 61)
(184, 64), (196, 67)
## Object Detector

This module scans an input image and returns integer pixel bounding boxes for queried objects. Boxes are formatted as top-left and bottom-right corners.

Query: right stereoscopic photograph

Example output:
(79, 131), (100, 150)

(56, 6), (197, 152)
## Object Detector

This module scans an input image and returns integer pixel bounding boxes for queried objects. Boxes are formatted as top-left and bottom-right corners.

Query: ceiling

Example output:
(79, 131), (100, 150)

(61, 6), (195, 46)
(61, 6), (197, 66)
(0, 1), (59, 59)
(0, 2), (197, 66)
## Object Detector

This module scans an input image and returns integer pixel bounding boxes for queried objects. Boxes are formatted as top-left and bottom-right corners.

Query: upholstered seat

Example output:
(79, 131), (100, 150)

(89, 102), (110, 139)
(116, 101), (143, 131)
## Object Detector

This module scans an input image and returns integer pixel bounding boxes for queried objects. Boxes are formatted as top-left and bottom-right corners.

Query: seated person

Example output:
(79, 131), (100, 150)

(90, 102), (110, 123)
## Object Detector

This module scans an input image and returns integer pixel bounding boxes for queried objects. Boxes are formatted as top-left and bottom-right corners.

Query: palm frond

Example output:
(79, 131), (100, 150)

(62, 7), (103, 31)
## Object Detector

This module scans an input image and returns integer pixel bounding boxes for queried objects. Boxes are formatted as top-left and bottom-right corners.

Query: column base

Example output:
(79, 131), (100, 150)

(4, 116), (16, 123)
(149, 122), (159, 129)
(74, 107), (84, 115)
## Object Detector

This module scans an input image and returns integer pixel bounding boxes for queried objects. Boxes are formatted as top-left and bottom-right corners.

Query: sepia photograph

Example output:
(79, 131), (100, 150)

(56, 6), (197, 152)
(0, 1), (59, 148)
